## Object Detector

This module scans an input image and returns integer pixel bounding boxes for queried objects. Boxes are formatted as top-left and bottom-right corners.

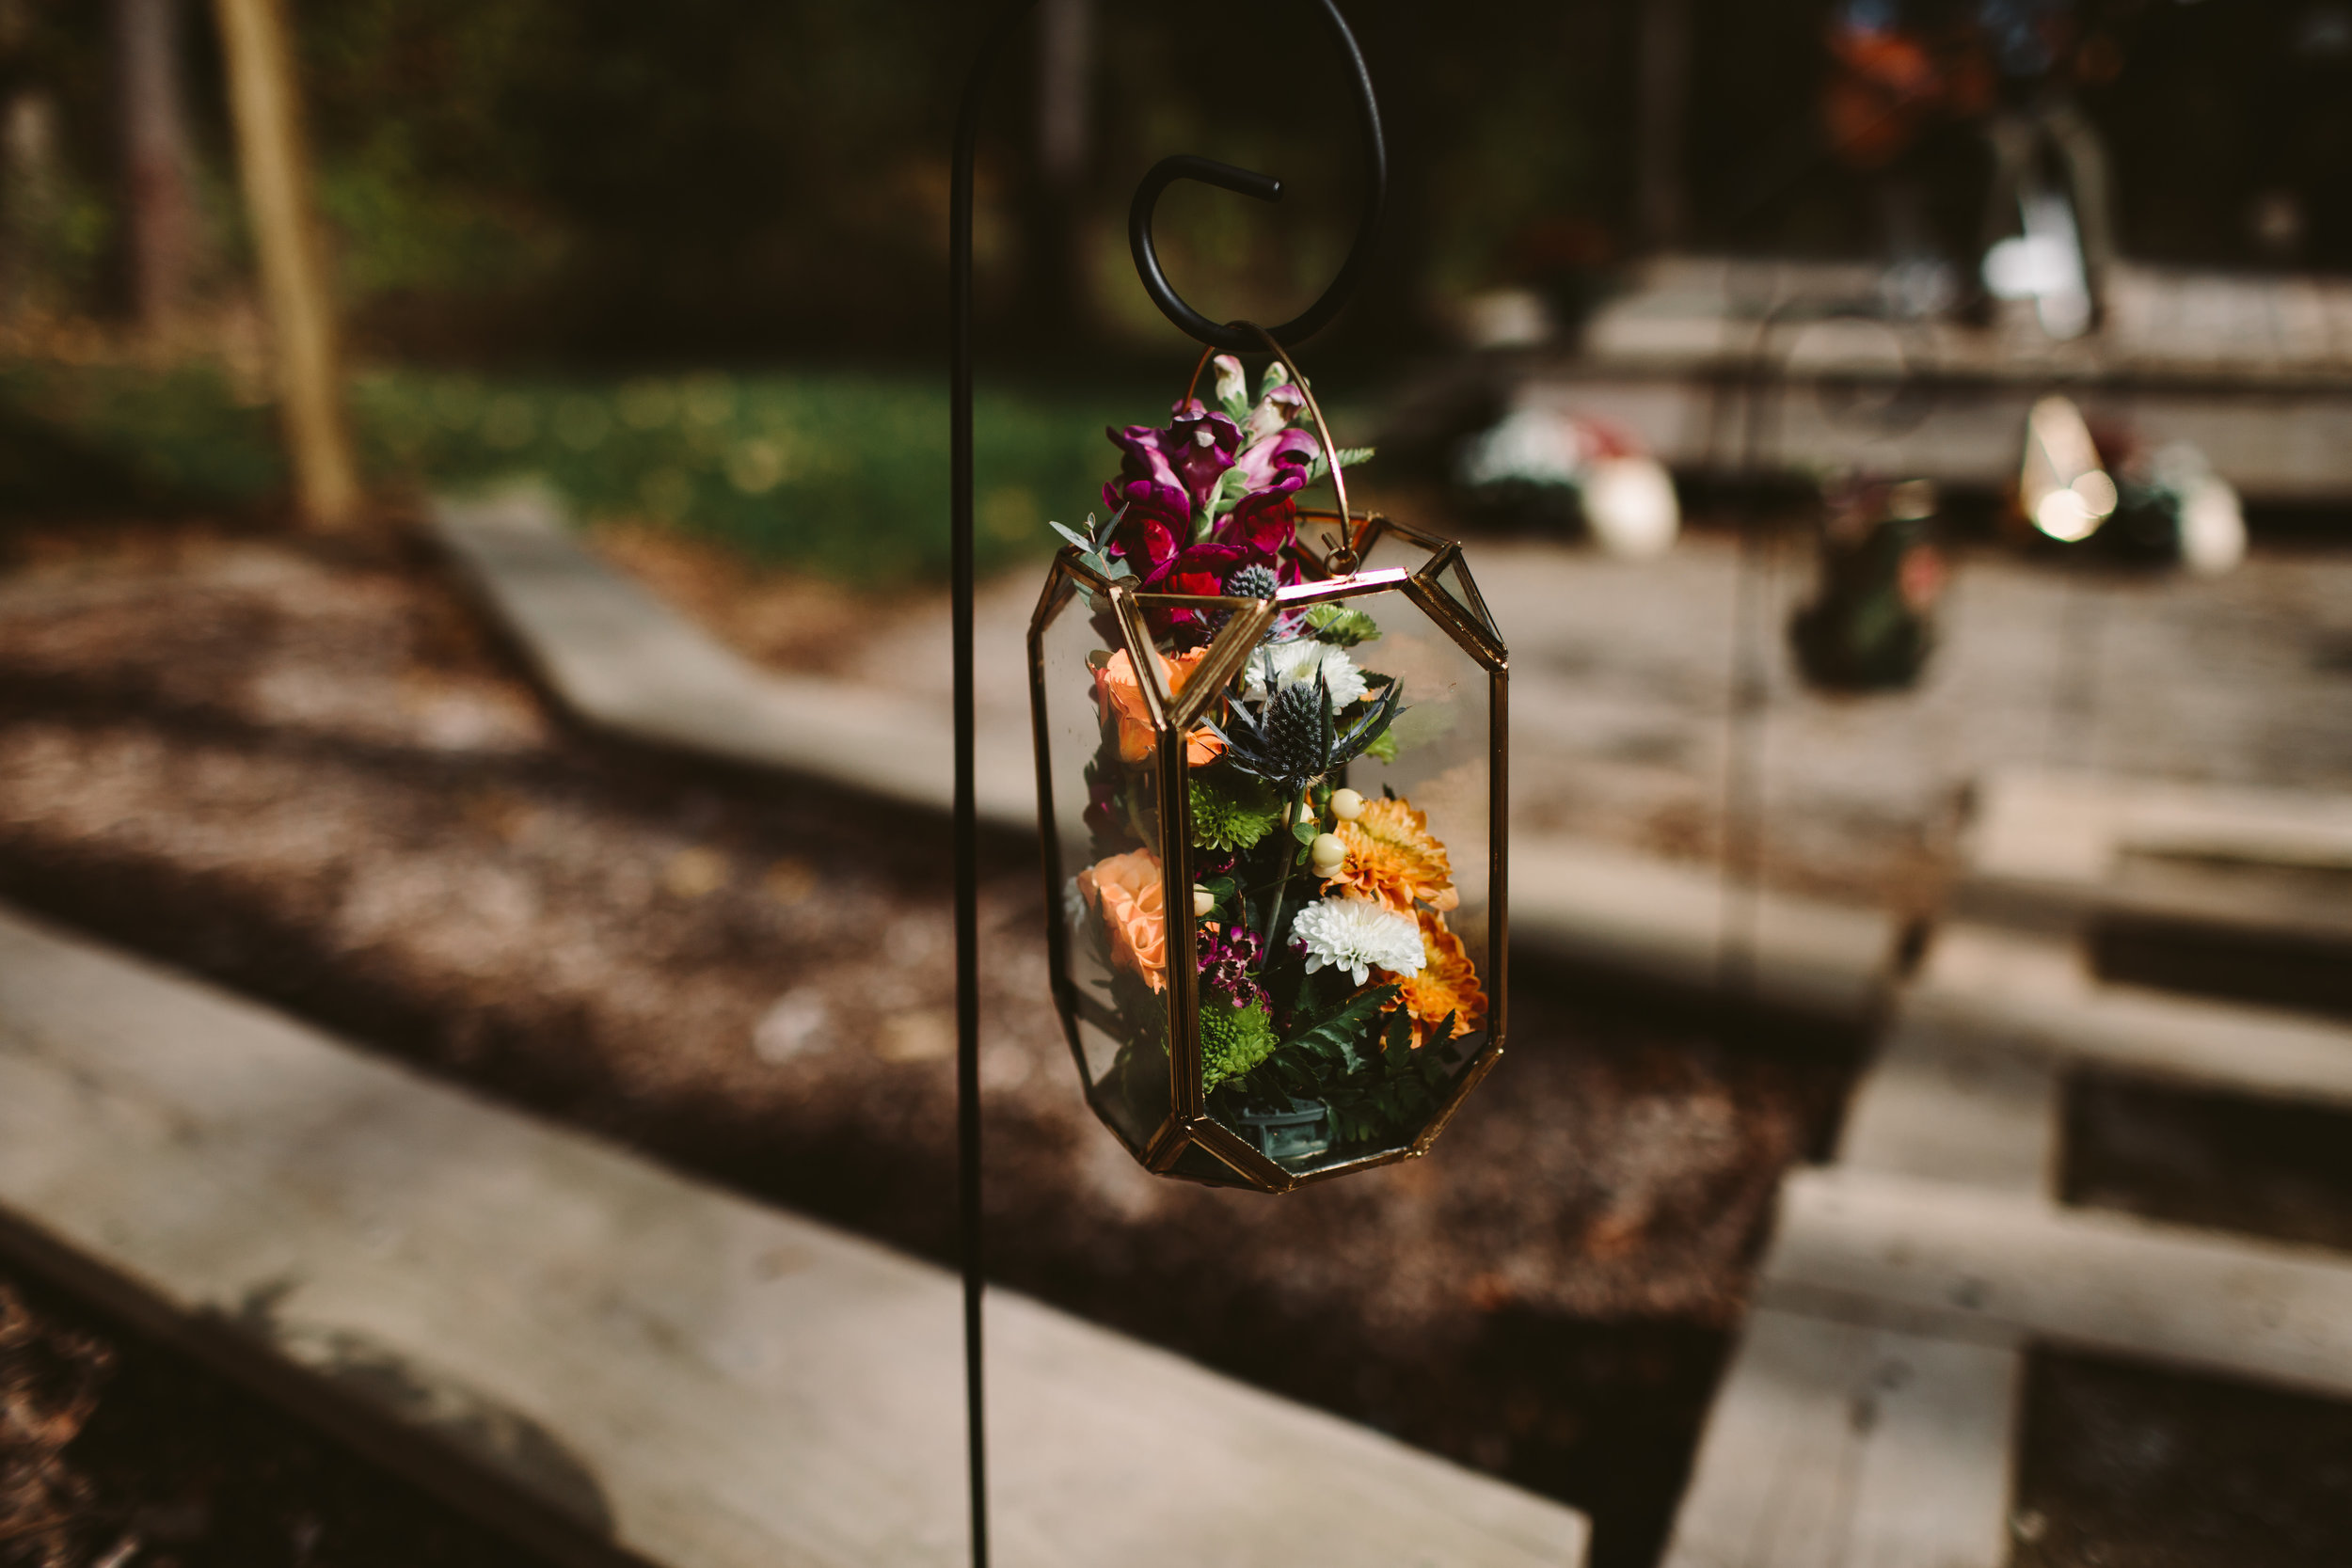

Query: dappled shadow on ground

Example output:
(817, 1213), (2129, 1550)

(0, 515), (1859, 1567)
(0, 1273), (532, 1568)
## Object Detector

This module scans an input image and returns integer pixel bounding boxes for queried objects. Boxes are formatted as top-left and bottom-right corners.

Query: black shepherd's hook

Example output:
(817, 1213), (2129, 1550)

(947, 6), (1384, 1564)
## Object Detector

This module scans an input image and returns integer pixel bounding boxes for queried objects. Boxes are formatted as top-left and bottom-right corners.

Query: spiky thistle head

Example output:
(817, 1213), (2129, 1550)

(1261, 679), (1332, 782)
(1223, 562), (1279, 600)
(1207, 665), (1404, 793)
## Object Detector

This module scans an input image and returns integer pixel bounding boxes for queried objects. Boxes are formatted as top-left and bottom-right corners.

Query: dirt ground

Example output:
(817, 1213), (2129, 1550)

(0, 1274), (519, 1568)
(2013, 1351), (2352, 1568)
(0, 514), (1858, 1568)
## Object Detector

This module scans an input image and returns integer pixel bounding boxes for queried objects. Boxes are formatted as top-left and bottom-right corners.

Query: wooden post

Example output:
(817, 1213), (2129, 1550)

(212, 0), (358, 530)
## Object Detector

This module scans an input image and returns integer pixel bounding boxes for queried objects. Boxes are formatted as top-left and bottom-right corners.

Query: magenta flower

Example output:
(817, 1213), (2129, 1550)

(1199, 924), (1267, 1006)
(1095, 385), (1311, 627)
(1234, 426), (1317, 499)
(1245, 379), (1307, 443)
(1105, 398), (1241, 527)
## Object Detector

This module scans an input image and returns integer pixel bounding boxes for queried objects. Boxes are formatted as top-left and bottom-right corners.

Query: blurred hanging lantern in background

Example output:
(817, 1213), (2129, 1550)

(1029, 342), (1507, 1192)
(2016, 394), (2245, 574)
(1454, 404), (1681, 559)
(1789, 474), (1947, 692)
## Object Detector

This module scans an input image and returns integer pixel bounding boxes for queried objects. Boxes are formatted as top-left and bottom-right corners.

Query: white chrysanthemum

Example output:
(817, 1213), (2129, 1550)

(1290, 896), (1424, 987)
(1243, 639), (1367, 707)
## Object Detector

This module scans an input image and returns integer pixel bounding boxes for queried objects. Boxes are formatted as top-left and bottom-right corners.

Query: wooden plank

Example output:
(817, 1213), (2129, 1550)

(0, 901), (1590, 1568)
(1663, 1022), (2051, 1568)
(1958, 768), (2352, 948)
(1966, 768), (2352, 887)
(1660, 1308), (2015, 1568)
(1507, 837), (1897, 1024)
(1836, 1023), (2059, 1197)
(1765, 1166), (2352, 1402)
(1837, 1329), (2018, 1568)
(430, 490), (1039, 833)
(1905, 924), (2352, 1109)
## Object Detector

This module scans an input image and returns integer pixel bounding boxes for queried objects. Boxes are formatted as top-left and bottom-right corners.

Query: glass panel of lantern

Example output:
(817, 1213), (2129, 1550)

(1028, 512), (1508, 1193)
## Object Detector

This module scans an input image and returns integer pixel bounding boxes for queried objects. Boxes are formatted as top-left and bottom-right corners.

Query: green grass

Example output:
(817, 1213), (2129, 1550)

(0, 360), (1172, 582)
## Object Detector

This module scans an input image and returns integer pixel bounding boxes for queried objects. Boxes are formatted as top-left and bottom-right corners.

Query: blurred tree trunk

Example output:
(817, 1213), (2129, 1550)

(0, 89), (58, 321)
(0, 0), (53, 321)
(1636, 0), (1691, 250)
(212, 0), (358, 530)
(1024, 0), (1091, 344)
(113, 0), (201, 337)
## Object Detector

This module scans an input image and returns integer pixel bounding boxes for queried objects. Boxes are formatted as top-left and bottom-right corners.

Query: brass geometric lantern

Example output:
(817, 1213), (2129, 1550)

(1027, 341), (1508, 1192)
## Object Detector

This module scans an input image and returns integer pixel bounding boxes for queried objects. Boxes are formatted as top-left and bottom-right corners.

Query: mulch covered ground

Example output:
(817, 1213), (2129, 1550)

(0, 512), (1857, 1568)
(0, 1273), (519, 1568)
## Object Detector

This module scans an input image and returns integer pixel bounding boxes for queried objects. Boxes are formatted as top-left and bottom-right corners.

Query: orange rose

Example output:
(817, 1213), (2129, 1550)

(1097, 646), (1225, 767)
(1077, 847), (1168, 992)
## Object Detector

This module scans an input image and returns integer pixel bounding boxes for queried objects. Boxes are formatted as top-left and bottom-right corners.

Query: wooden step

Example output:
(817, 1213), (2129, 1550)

(1661, 1025), (2054, 1568)
(1659, 1308), (2017, 1568)
(1766, 1166), (2352, 1402)
(430, 487), (1040, 832)
(1957, 768), (2352, 943)
(1507, 837), (1898, 1024)
(1905, 924), (2352, 1108)
(0, 901), (1589, 1568)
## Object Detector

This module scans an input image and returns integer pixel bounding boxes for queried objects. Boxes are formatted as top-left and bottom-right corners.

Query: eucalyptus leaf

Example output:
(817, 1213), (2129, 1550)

(1305, 446), (1376, 486)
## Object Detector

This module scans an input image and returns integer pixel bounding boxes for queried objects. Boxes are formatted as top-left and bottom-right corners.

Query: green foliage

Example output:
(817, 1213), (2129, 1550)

(1279, 984), (1399, 1068)
(1219, 986), (1467, 1154)
(1200, 1001), (1279, 1093)
(1047, 510), (1136, 608)
(1188, 768), (1281, 854)
(357, 369), (1142, 581)
(0, 363), (1163, 583)
(1304, 603), (1379, 646)
(1304, 446), (1375, 487)
(0, 363), (280, 511)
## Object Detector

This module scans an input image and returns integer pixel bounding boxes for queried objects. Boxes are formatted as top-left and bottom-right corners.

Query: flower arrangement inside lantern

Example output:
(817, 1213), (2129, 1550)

(1027, 342), (1507, 1192)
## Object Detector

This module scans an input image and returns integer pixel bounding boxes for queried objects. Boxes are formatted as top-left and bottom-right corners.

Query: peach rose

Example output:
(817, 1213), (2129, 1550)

(1097, 646), (1225, 767)
(1077, 847), (1168, 992)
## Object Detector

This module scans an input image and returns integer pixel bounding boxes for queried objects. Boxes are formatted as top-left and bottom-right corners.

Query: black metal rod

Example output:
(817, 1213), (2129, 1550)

(949, 8), (1384, 1561)
(949, 14), (1034, 1564)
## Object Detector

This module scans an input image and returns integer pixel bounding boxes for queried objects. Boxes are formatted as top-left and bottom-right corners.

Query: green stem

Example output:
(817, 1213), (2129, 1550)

(1261, 791), (1302, 947)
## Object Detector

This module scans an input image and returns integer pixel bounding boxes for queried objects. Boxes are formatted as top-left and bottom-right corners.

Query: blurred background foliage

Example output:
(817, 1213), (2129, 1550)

(0, 0), (2345, 572)
(0, 0), (2323, 362)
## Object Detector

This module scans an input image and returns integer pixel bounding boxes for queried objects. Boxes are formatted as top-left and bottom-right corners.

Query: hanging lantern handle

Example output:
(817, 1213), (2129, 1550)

(1128, 0), (1386, 355)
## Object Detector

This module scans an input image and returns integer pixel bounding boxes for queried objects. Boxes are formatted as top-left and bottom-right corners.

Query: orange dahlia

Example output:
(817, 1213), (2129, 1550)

(1391, 908), (1486, 1044)
(1096, 646), (1224, 766)
(1077, 847), (1168, 992)
(1324, 794), (1458, 913)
